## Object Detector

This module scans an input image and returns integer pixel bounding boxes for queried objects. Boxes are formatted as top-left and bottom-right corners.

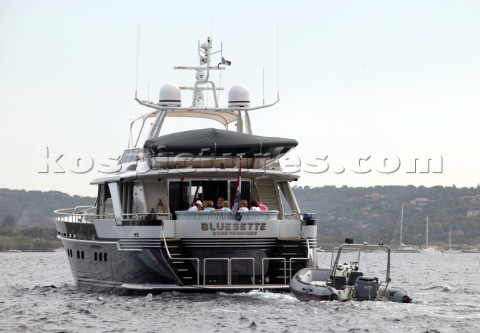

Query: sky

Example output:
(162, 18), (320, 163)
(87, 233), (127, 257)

(1, 0), (480, 196)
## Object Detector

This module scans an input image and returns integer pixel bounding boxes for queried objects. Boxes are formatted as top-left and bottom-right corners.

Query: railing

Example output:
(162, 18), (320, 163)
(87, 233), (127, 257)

(175, 210), (279, 221)
(260, 232), (313, 284)
(54, 207), (114, 223)
(283, 212), (298, 220)
(200, 257), (256, 286)
(120, 212), (172, 224)
(158, 224), (312, 287)
(54, 208), (171, 224)
(161, 225), (200, 285)
(289, 233), (312, 279)
(56, 208), (288, 223)
(261, 258), (287, 285)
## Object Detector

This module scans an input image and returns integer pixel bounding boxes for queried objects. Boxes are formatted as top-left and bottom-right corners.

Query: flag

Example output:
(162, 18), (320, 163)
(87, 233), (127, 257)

(221, 57), (232, 66)
(232, 160), (242, 213)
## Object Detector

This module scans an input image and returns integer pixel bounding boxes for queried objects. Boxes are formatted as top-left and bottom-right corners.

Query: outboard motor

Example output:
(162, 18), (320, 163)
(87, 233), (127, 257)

(354, 277), (378, 300)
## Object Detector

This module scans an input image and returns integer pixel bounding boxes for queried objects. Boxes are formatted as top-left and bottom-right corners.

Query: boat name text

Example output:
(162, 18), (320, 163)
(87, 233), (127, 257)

(201, 222), (266, 235)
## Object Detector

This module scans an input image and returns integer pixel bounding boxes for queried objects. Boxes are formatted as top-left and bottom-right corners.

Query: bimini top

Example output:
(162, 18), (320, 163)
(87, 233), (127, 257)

(144, 128), (298, 157)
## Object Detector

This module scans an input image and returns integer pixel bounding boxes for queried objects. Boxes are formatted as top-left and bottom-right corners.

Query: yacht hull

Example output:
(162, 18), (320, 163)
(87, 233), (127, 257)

(58, 234), (309, 293)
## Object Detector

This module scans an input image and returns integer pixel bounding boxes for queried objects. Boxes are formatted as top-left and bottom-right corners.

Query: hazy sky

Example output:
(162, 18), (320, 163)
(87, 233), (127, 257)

(1, 0), (479, 196)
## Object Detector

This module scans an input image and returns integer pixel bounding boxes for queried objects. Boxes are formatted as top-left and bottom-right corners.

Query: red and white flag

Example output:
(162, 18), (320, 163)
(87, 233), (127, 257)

(232, 159), (242, 213)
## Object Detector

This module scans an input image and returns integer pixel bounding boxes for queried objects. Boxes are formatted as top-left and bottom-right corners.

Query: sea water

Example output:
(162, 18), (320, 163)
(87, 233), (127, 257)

(0, 251), (479, 333)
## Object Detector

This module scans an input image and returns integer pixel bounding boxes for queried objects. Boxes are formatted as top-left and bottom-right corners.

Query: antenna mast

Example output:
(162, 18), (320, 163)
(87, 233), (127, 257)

(135, 23), (140, 98)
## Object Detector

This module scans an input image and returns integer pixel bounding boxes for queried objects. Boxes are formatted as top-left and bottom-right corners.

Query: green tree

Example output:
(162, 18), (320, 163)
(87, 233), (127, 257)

(1, 215), (16, 227)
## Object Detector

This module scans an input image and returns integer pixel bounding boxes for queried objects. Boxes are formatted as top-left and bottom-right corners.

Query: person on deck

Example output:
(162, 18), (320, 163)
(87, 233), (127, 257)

(258, 201), (269, 211)
(188, 200), (203, 211)
(238, 200), (249, 212)
(250, 200), (261, 211)
(215, 196), (225, 209)
(203, 200), (215, 211)
(220, 201), (231, 212)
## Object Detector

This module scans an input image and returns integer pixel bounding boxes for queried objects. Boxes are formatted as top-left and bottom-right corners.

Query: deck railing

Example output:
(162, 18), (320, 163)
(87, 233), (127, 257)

(159, 224), (313, 287)
(54, 207), (114, 223)
(175, 210), (279, 221)
(55, 207), (283, 223)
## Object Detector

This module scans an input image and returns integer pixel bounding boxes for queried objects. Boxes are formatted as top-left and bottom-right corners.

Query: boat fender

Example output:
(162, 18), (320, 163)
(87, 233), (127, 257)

(235, 212), (242, 221)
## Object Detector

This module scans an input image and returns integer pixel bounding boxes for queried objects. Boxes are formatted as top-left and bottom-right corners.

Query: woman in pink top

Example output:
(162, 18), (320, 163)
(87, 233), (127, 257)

(251, 199), (268, 211)
(258, 201), (268, 211)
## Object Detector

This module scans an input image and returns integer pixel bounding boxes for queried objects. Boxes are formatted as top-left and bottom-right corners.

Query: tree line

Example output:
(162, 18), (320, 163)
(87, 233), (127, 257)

(1, 186), (480, 251)
(293, 185), (480, 249)
(0, 188), (93, 251)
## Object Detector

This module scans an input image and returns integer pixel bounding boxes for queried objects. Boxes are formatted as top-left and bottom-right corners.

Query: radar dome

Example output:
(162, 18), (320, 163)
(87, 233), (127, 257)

(228, 84), (250, 108)
(159, 83), (181, 107)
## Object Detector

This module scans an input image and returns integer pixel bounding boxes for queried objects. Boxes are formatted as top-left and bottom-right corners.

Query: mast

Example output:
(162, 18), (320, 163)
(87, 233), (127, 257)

(132, 37), (281, 146)
(425, 216), (429, 248)
(399, 203), (404, 246)
(449, 225), (452, 251)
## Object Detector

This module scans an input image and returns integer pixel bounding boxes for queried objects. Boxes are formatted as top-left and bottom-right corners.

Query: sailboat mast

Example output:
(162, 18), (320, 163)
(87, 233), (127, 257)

(449, 225), (452, 251)
(426, 216), (429, 248)
(400, 203), (404, 245)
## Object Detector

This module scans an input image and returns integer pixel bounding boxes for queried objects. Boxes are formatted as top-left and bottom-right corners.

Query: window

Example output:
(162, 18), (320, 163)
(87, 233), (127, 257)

(96, 184), (112, 216)
(168, 180), (189, 218)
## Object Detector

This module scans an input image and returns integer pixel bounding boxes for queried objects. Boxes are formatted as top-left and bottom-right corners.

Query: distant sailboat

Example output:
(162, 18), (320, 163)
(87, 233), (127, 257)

(422, 216), (439, 252)
(443, 226), (460, 253)
(391, 204), (420, 253)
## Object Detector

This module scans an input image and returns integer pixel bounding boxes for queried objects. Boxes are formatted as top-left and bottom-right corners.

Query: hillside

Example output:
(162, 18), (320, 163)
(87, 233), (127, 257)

(0, 188), (94, 228)
(0, 188), (94, 251)
(1, 186), (480, 250)
(293, 185), (480, 248)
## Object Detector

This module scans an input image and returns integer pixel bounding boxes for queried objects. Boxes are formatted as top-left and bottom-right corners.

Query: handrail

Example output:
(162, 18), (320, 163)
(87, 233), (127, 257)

(121, 212), (172, 221)
(330, 243), (393, 292)
(230, 257), (255, 285)
(202, 257), (255, 286)
(160, 225), (200, 285)
(203, 258), (230, 285)
(287, 232), (312, 279)
(175, 210), (279, 221)
(54, 209), (172, 224)
(261, 258), (287, 285)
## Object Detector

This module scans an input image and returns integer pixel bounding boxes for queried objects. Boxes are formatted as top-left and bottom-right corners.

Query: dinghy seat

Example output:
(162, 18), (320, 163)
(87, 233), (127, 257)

(347, 272), (363, 285)
(333, 276), (347, 289)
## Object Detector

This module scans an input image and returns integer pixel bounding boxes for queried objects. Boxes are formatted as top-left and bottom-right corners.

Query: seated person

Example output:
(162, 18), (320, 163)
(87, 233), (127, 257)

(238, 200), (249, 212)
(215, 196), (225, 209)
(250, 200), (261, 211)
(188, 200), (203, 211)
(156, 199), (166, 213)
(203, 200), (215, 211)
(218, 200), (231, 212)
(258, 201), (269, 211)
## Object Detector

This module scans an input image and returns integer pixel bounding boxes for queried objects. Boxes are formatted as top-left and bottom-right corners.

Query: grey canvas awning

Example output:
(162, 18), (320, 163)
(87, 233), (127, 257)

(144, 128), (298, 157)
